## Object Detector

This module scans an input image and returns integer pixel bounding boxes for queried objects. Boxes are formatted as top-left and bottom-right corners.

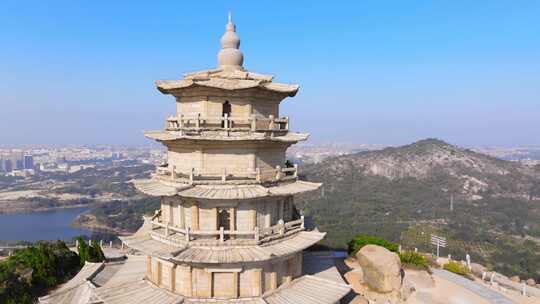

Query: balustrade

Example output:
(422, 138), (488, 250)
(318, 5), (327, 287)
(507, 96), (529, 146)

(165, 114), (289, 133)
(154, 163), (298, 184)
(150, 215), (304, 245)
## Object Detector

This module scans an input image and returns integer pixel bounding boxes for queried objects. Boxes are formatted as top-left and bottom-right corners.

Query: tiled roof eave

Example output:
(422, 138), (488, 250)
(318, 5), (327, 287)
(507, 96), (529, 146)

(155, 79), (298, 97)
(131, 179), (322, 199)
(143, 130), (309, 143)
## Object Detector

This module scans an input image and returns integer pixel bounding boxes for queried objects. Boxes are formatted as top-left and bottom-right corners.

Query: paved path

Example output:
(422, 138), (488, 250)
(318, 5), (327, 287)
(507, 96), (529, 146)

(432, 269), (516, 304)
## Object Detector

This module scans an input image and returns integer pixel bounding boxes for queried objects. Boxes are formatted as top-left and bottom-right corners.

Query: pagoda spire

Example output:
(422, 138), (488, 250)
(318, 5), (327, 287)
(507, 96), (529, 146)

(218, 12), (244, 70)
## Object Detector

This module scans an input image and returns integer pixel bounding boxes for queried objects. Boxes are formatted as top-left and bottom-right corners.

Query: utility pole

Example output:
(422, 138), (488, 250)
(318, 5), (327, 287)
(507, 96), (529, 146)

(450, 194), (454, 212)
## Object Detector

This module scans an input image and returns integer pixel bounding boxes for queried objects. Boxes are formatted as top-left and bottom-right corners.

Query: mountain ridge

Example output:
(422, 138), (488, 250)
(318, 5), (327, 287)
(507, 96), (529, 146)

(306, 138), (538, 200)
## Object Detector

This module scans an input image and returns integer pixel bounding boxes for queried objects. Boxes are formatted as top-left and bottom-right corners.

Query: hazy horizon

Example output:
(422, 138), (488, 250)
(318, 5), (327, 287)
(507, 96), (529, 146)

(2, 1), (539, 146)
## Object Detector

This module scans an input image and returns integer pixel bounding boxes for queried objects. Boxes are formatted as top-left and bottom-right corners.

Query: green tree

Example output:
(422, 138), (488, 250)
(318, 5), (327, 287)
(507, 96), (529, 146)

(0, 241), (80, 304)
(76, 236), (105, 265)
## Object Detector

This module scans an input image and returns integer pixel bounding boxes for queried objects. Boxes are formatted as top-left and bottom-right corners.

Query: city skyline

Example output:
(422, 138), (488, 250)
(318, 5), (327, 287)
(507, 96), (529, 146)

(1, 1), (539, 146)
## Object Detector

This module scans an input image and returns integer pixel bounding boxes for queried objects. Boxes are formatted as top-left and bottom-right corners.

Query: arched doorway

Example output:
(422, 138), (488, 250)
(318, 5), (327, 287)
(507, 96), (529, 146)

(222, 101), (231, 127)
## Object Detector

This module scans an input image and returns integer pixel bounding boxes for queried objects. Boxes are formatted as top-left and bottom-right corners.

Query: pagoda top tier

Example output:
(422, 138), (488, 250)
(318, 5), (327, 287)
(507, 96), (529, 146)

(156, 68), (298, 97)
(155, 14), (298, 97)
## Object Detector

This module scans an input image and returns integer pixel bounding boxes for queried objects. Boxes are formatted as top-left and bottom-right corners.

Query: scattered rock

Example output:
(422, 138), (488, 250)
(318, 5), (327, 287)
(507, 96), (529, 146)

(470, 263), (486, 277)
(510, 275), (520, 282)
(356, 245), (401, 293)
(526, 278), (536, 286)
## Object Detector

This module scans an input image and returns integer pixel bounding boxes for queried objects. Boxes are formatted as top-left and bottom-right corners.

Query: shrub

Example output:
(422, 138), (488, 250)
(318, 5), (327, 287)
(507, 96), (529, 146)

(347, 234), (399, 255)
(0, 241), (80, 304)
(443, 260), (470, 276)
(76, 237), (105, 265)
(399, 250), (429, 270)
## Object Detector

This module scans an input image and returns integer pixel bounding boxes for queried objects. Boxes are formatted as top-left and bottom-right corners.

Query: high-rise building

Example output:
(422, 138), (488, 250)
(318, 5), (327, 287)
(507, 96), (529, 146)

(3, 159), (13, 172)
(39, 15), (350, 304)
(24, 155), (34, 170)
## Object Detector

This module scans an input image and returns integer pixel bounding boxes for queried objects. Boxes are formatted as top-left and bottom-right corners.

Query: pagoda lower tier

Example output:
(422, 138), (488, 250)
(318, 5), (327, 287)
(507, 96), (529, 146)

(39, 251), (351, 304)
(118, 216), (328, 299)
(122, 172), (333, 299)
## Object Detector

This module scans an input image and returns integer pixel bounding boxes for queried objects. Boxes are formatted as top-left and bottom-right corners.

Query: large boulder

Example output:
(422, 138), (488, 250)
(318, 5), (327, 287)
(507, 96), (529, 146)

(470, 263), (486, 277)
(356, 245), (401, 293)
(526, 278), (536, 286)
(510, 275), (520, 282)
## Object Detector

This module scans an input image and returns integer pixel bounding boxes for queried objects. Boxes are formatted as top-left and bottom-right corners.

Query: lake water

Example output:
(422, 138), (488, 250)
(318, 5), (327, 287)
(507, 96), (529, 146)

(0, 207), (92, 242)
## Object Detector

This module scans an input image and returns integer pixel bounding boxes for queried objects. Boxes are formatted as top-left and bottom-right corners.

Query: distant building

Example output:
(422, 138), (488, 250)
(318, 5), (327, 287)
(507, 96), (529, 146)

(24, 155), (34, 169)
(15, 159), (24, 170)
(3, 159), (13, 172)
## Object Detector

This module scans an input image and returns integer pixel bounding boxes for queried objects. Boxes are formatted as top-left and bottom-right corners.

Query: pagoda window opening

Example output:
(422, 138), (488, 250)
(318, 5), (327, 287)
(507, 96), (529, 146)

(283, 198), (293, 222)
(218, 208), (231, 239)
(222, 101), (231, 127)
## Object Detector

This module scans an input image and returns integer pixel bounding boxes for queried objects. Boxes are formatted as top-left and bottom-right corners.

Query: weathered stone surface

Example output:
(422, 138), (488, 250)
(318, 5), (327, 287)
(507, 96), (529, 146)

(510, 275), (520, 282)
(400, 278), (415, 301)
(356, 245), (401, 293)
(470, 263), (486, 277)
(526, 278), (536, 286)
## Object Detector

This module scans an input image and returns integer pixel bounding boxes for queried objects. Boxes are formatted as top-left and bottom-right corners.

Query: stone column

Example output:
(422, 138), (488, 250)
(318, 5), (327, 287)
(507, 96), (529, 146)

(170, 265), (176, 292)
(146, 256), (152, 279)
(285, 257), (294, 283)
(230, 207), (236, 239)
(270, 271), (277, 290)
(210, 272), (214, 298)
(157, 261), (162, 286)
(179, 204), (185, 229)
(230, 207), (236, 230)
(278, 200), (284, 222)
(186, 266), (193, 297)
(252, 268), (262, 296)
(191, 204), (199, 230)
(233, 272), (239, 298)
(250, 209), (257, 230)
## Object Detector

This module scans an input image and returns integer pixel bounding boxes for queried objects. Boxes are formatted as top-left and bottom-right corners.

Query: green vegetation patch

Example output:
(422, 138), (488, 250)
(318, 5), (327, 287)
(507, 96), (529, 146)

(0, 241), (81, 304)
(443, 260), (470, 277)
(347, 234), (399, 255)
(76, 237), (105, 265)
(399, 250), (429, 270)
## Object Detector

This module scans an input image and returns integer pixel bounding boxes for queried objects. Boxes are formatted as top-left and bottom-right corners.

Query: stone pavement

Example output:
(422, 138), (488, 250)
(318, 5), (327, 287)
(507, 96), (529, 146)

(432, 269), (516, 304)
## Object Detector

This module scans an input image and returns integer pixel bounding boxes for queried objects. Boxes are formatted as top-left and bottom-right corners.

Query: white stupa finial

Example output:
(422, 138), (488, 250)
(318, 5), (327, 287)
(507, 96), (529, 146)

(218, 12), (244, 70)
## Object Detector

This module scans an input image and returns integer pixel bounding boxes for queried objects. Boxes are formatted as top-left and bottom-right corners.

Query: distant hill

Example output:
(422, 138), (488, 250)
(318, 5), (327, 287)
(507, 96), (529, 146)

(302, 138), (540, 281)
(306, 138), (539, 200)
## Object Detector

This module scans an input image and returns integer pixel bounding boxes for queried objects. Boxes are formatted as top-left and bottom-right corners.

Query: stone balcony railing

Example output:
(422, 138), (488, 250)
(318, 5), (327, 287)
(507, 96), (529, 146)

(165, 114), (289, 135)
(154, 164), (298, 185)
(149, 215), (305, 246)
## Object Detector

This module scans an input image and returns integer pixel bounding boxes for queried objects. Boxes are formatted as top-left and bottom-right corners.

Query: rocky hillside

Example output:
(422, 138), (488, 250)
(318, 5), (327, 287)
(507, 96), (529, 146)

(301, 139), (540, 281)
(306, 138), (539, 200)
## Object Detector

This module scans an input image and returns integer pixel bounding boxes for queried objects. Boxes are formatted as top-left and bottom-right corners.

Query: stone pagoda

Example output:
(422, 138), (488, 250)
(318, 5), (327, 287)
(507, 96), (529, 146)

(39, 15), (350, 304)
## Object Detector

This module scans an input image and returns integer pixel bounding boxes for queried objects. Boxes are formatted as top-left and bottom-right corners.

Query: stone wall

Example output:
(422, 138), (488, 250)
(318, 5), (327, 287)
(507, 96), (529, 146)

(171, 87), (286, 120)
(160, 196), (295, 232)
(145, 252), (303, 299)
(165, 141), (289, 175)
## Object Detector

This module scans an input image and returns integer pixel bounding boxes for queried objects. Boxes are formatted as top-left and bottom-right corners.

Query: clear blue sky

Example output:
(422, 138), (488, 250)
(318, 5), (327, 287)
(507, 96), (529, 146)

(1, 1), (539, 146)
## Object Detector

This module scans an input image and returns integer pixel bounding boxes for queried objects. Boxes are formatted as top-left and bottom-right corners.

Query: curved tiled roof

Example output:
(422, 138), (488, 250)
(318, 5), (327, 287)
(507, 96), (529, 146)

(121, 231), (325, 264)
(143, 130), (309, 143)
(131, 179), (322, 200)
(156, 68), (298, 97)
